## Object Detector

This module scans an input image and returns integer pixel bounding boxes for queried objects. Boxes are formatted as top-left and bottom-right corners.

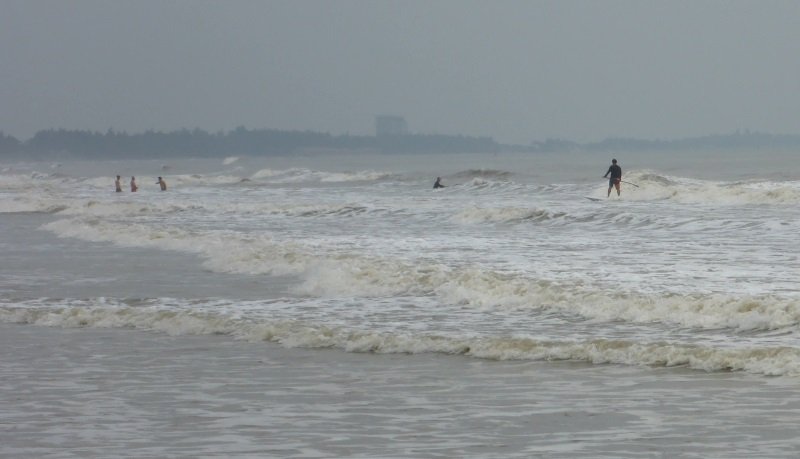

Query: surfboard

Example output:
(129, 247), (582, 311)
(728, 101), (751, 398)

(584, 196), (603, 202)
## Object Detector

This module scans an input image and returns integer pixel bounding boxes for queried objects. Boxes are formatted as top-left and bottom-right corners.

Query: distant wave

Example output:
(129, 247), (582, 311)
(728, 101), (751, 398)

(0, 172), (77, 213)
(598, 171), (800, 204)
(452, 169), (513, 180)
(250, 167), (392, 183)
(0, 198), (68, 214)
(168, 174), (245, 186)
(52, 199), (383, 219)
(55, 200), (207, 218)
(452, 206), (567, 224)
(43, 218), (312, 276)
(453, 177), (529, 193)
(3, 301), (798, 376)
(0, 172), (64, 191)
(448, 204), (678, 230)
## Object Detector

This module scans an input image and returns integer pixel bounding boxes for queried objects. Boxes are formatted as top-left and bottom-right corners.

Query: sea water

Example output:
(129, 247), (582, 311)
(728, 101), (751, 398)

(2, 149), (800, 457)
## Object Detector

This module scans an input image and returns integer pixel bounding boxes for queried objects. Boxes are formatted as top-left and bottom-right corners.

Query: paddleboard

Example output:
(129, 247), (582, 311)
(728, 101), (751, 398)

(584, 196), (603, 201)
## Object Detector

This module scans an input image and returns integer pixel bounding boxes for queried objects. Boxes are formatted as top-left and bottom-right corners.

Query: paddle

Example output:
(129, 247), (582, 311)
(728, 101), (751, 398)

(602, 177), (640, 188)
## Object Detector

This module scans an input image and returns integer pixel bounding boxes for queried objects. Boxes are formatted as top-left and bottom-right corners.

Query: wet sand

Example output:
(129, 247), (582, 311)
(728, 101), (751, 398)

(3, 323), (800, 458)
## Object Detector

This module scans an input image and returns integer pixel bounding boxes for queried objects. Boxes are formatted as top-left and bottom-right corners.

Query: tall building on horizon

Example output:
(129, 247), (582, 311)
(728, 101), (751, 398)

(375, 115), (408, 137)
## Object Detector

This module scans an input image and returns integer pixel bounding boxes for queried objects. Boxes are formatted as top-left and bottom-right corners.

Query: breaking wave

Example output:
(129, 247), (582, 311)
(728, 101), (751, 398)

(452, 169), (514, 180)
(452, 206), (568, 224)
(2, 302), (798, 376)
(600, 171), (800, 204)
(40, 217), (800, 332)
(250, 167), (392, 183)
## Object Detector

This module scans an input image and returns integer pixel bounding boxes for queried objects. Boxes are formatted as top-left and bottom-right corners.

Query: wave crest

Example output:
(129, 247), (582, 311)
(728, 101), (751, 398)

(452, 206), (567, 224)
(250, 167), (391, 183)
(3, 303), (798, 376)
(41, 217), (800, 331)
(452, 169), (513, 180)
(610, 171), (800, 204)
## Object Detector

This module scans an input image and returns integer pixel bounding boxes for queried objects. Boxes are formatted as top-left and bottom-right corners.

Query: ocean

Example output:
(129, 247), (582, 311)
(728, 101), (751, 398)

(2, 149), (800, 458)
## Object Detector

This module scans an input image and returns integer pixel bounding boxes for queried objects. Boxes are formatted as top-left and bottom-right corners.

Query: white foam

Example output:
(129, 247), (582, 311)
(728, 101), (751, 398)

(452, 169), (514, 180)
(58, 199), (209, 218)
(319, 170), (390, 182)
(40, 216), (800, 331)
(606, 171), (800, 205)
(42, 218), (311, 276)
(250, 167), (390, 183)
(3, 303), (798, 376)
(222, 156), (240, 165)
(0, 196), (68, 214)
(0, 172), (60, 191)
(452, 206), (566, 224)
(433, 269), (800, 331)
(460, 177), (503, 190)
(168, 174), (244, 186)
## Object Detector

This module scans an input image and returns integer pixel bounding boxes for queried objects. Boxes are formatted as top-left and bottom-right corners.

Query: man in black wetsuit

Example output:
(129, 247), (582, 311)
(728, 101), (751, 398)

(603, 159), (622, 197)
(433, 177), (445, 189)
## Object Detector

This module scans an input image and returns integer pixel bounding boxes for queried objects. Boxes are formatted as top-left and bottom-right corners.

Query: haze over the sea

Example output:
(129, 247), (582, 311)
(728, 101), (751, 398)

(3, 0), (800, 145)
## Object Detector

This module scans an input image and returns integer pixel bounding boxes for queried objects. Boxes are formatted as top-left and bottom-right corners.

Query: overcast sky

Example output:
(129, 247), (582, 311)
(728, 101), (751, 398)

(2, 0), (800, 144)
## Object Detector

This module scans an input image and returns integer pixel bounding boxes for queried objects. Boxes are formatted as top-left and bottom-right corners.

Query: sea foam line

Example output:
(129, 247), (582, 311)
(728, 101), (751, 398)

(608, 171), (800, 204)
(2, 304), (798, 376)
(40, 217), (800, 332)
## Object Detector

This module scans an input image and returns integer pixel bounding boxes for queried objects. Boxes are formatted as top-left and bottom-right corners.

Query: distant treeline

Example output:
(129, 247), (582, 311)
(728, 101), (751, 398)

(2, 127), (800, 159)
(0, 127), (500, 159)
(534, 130), (800, 152)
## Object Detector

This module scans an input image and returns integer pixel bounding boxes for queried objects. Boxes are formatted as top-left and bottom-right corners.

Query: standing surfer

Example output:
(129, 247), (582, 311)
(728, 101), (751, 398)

(603, 159), (622, 197)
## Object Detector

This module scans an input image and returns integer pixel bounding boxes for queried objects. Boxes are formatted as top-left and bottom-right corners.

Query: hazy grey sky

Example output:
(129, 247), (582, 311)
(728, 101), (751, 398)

(2, 0), (800, 144)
